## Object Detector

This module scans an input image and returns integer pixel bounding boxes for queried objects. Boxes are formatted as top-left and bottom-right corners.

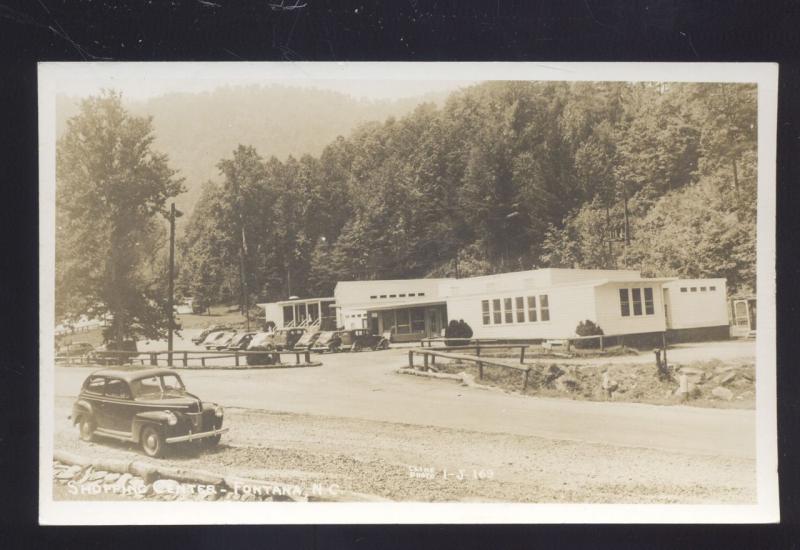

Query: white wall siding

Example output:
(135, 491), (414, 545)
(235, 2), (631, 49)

(446, 284), (598, 339)
(663, 279), (728, 329)
(261, 303), (283, 328)
(594, 283), (667, 336)
(334, 279), (449, 310)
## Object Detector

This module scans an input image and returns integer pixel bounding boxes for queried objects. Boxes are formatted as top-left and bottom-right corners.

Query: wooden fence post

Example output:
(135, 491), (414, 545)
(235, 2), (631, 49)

(235, 352), (240, 367)
(522, 368), (529, 392)
(662, 332), (668, 366)
(600, 335), (605, 351)
(408, 350), (414, 368)
(520, 346), (526, 364)
(201, 357), (206, 368)
(478, 361), (483, 380)
(423, 353), (429, 370)
(149, 353), (157, 366)
(183, 352), (188, 367)
(305, 351), (310, 364)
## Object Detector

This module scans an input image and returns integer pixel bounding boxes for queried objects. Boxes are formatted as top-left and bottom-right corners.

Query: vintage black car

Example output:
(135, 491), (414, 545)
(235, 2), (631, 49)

(88, 340), (138, 365)
(341, 329), (390, 352)
(309, 330), (343, 353)
(204, 330), (236, 350)
(272, 328), (306, 351)
(71, 367), (228, 458)
(192, 324), (231, 345)
(224, 331), (256, 351)
(244, 332), (278, 365)
(292, 330), (320, 351)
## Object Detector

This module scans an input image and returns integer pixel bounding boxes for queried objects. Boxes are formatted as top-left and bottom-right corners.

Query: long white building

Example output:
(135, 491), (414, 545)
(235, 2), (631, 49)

(258, 268), (730, 343)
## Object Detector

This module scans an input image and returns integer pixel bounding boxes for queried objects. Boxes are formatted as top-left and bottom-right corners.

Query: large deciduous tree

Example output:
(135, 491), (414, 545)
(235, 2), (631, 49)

(56, 92), (184, 344)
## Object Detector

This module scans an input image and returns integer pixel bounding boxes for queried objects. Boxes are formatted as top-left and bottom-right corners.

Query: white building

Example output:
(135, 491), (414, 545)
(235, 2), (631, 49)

(258, 269), (730, 343)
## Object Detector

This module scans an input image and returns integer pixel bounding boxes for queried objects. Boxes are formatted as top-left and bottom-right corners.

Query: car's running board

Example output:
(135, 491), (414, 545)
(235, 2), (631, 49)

(94, 427), (135, 442)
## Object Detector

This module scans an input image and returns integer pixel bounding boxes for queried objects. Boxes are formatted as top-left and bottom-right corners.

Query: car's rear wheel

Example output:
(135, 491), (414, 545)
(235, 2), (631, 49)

(78, 416), (95, 442)
(140, 425), (165, 458)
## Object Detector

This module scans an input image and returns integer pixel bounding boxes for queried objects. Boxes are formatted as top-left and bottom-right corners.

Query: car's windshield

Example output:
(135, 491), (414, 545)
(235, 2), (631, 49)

(130, 374), (186, 398)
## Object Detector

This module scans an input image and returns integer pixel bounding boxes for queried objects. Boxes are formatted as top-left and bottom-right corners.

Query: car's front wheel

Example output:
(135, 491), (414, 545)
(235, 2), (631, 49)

(78, 416), (95, 442)
(204, 434), (222, 448)
(140, 425), (165, 458)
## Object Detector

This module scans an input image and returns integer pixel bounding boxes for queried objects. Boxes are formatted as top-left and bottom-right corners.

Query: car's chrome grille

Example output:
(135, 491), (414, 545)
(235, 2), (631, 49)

(186, 412), (203, 430)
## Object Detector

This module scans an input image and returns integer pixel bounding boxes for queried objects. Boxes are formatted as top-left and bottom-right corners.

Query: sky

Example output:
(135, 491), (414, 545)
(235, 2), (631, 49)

(44, 63), (480, 101)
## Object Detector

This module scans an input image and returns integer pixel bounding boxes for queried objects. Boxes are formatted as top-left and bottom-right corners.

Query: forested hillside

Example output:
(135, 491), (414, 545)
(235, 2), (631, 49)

(56, 86), (448, 215)
(177, 81), (757, 309)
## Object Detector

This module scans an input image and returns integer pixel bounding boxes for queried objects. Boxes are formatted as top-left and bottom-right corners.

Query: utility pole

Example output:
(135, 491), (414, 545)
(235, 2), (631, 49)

(240, 226), (250, 331)
(167, 203), (176, 365)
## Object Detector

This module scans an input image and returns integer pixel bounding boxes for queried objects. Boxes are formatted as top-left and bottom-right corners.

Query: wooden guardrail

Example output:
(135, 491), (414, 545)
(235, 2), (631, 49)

(408, 348), (532, 391)
(418, 343), (529, 364)
(419, 333), (663, 352)
(56, 348), (315, 368)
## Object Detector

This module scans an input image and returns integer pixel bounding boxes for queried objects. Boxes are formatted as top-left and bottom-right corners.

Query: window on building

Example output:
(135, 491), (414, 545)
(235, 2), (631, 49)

(399, 294), (406, 297)
(482, 300), (490, 325)
(411, 308), (426, 333)
(418, 292), (426, 296)
(408, 293), (415, 297)
(528, 296), (537, 322)
(680, 287), (687, 292)
(515, 297), (525, 323)
(644, 287), (654, 315)
(709, 286), (716, 291)
(380, 295), (387, 299)
(504, 298), (513, 323)
(492, 299), (502, 324)
(370, 296), (377, 299)
(690, 287), (697, 292)
(619, 288), (630, 317)
(631, 288), (642, 316)
(389, 294), (397, 298)
(700, 286), (707, 292)
(283, 306), (294, 324)
(539, 295), (550, 321)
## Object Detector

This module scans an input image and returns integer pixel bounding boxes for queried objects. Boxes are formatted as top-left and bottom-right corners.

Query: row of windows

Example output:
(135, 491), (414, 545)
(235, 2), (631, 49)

(345, 313), (366, 319)
(680, 285), (716, 293)
(481, 295), (550, 325)
(619, 287), (655, 317)
(369, 292), (426, 300)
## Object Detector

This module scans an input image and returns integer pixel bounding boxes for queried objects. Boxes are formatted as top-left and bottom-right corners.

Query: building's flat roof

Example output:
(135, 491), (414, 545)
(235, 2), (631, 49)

(257, 297), (336, 307)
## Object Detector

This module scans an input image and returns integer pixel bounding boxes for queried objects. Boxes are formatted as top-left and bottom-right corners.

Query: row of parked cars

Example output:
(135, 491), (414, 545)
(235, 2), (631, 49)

(192, 325), (391, 357)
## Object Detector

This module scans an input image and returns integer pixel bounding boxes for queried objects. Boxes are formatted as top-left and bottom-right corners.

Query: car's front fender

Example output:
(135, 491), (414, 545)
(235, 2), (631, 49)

(132, 411), (172, 442)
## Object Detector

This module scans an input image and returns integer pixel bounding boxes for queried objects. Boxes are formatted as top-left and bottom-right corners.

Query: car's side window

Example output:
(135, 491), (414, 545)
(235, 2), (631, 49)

(84, 377), (106, 395)
(105, 379), (131, 399)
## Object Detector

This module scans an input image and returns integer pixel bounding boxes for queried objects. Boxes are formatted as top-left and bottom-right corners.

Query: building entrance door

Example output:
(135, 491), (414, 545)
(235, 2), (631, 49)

(426, 308), (442, 338)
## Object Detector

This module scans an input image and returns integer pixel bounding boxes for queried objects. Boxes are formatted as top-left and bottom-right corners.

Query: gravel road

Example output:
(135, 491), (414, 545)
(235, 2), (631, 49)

(51, 338), (756, 503)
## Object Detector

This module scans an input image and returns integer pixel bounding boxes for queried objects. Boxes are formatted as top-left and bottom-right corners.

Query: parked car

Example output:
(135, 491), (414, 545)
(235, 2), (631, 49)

(292, 330), (321, 351)
(272, 328), (306, 351)
(192, 324), (230, 345)
(245, 331), (278, 365)
(224, 332), (256, 351)
(71, 367), (228, 458)
(88, 340), (138, 365)
(204, 331), (236, 350)
(341, 329), (390, 352)
(57, 341), (95, 358)
(310, 331), (343, 353)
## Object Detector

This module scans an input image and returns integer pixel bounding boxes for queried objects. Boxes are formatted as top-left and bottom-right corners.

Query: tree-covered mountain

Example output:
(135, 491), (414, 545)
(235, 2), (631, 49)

(56, 85), (451, 216)
(175, 80), (757, 310)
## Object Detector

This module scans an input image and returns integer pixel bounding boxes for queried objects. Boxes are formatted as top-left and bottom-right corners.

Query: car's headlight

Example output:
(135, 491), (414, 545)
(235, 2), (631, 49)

(215, 406), (224, 418)
(165, 411), (178, 426)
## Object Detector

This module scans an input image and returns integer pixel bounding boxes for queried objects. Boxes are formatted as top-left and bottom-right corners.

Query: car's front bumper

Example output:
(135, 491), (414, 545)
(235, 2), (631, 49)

(165, 427), (229, 444)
